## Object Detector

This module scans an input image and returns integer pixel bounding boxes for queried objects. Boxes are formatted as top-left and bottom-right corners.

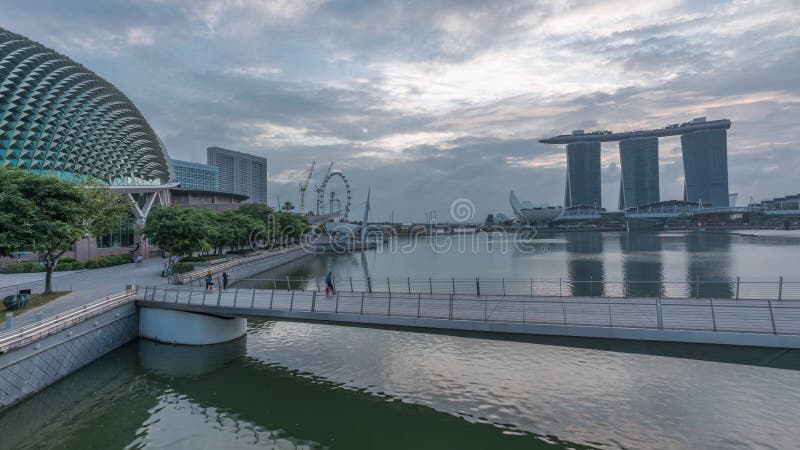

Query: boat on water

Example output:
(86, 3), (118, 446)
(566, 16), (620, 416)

(509, 190), (564, 223)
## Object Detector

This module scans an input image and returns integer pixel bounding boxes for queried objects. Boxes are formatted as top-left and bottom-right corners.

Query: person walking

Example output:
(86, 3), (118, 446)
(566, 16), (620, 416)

(206, 272), (214, 291)
(222, 272), (229, 290)
(325, 271), (335, 295)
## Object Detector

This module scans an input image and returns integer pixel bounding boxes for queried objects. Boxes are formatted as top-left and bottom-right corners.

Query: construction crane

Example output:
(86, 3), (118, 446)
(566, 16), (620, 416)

(298, 161), (315, 213)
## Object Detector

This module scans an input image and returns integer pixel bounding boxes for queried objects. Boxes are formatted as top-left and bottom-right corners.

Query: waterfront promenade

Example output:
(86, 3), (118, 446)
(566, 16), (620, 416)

(0, 258), (166, 328)
(0, 246), (311, 329)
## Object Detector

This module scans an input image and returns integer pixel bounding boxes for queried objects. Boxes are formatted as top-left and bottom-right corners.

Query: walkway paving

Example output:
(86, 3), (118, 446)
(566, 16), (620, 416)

(1, 258), (167, 328)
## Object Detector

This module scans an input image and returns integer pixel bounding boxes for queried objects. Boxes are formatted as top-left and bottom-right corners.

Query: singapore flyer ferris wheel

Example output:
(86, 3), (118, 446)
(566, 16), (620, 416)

(315, 169), (352, 219)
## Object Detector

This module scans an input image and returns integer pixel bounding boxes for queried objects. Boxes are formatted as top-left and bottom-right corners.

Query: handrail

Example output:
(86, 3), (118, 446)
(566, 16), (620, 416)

(176, 245), (308, 284)
(0, 289), (136, 353)
(139, 286), (800, 336)
(231, 275), (800, 301)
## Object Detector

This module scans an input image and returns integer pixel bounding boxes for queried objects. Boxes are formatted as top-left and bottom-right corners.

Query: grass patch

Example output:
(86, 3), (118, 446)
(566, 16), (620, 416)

(0, 291), (70, 326)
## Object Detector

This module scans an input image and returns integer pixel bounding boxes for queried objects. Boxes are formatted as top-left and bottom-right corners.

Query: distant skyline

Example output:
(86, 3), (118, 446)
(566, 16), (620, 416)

(3, 0), (798, 221)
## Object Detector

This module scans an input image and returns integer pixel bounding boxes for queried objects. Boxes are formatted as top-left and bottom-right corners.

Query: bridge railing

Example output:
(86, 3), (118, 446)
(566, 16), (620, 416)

(231, 276), (800, 301)
(0, 289), (136, 353)
(175, 245), (308, 285)
(138, 286), (800, 336)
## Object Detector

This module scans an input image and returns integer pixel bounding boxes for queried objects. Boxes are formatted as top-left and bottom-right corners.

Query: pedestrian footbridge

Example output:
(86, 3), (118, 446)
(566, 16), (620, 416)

(135, 286), (800, 348)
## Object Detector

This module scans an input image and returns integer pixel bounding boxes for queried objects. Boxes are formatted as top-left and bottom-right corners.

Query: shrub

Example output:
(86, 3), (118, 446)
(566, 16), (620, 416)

(21, 262), (40, 273)
(55, 261), (84, 271)
(227, 248), (254, 255)
(85, 254), (131, 269)
(181, 254), (227, 263)
(172, 263), (195, 274)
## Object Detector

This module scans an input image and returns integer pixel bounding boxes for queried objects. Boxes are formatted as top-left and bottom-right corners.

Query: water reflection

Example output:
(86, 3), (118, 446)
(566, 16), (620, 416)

(138, 336), (247, 377)
(566, 232), (605, 296)
(621, 232), (664, 297)
(686, 232), (734, 298)
(236, 231), (798, 300)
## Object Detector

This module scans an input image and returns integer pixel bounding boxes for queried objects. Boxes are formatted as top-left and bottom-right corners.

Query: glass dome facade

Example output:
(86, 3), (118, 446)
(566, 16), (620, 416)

(0, 27), (170, 184)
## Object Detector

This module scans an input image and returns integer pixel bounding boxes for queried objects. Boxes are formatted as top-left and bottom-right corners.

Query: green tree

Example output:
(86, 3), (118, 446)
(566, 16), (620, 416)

(143, 206), (211, 266)
(0, 168), (132, 293)
(281, 201), (295, 212)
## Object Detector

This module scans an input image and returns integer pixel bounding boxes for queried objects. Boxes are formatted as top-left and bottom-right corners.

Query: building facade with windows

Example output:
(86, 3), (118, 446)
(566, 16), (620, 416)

(207, 146), (268, 204)
(618, 137), (660, 210)
(564, 141), (602, 208)
(682, 128), (729, 207)
(170, 159), (219, 191)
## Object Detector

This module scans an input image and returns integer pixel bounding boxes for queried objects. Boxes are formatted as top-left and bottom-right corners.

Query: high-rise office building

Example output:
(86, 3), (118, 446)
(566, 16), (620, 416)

(207, 147), (268, 203)
(564, 141), (602, 208)
(681, 128), (729, 207)
(170, 159), (219, 191)
(618, 137), (660, 210)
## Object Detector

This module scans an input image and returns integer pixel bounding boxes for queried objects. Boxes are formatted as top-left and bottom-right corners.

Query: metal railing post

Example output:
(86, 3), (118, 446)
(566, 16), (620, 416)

(335, 292), (339, 313)
(216, 286), (222, 306)
(143, 286), (149, 301)
(559, 277), (562, 297)
(417, 293), (421, 318)
(452, 277), (455, 295)
(696, 276), (700, 299)
(607, 298), (613, 327)
(476, 277), (481, 297)
(350, 276), (354, 292)
(273, 278), (277, 290)
(290, 290), (295, 310)
(202, 290), (208, 305)
(502, 278), (506, 296)
(251, 289), (256, 308)
(286, 276), (291, 291)
(429, 277), (433, 294)
(710, 299), (717, 331)
(767, 300), (778, 334)
(656, 298), (663, 329)
(735, 276), (740, 300)
(408, 277), (411, 294)
(778, 276), (783, 300)
(312, 290), (317, 312)
(360, 292), (365, 315)
(367, 276), (372, 293)
(387, 277), (391, 295)
(269, 289), (275, 309)
(561, 298), (567, 325)
(233, 289), (239, 307)
(530, 278), (533, 296)
(449, 294), (453, 320)
(388, 293), (392, 316)
(484, 297), (488, 321)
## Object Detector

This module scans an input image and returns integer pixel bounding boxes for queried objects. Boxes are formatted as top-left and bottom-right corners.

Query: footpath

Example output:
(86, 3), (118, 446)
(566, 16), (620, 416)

(0, 246), (313, 329)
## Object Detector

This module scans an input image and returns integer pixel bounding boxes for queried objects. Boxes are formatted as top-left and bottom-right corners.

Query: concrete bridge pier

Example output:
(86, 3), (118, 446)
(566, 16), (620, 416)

(139, 308), (246, 345)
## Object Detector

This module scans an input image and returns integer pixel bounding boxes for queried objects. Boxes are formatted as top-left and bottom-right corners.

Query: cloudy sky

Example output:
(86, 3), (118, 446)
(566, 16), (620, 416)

(3, 0), (798, 221)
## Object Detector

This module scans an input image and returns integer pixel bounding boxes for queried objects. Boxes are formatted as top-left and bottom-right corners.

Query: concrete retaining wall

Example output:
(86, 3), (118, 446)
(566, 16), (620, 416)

(0, 303), (138, 411)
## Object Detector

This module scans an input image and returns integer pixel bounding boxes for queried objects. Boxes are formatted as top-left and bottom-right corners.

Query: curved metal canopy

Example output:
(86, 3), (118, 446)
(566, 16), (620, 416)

(0, 27), (170, 184)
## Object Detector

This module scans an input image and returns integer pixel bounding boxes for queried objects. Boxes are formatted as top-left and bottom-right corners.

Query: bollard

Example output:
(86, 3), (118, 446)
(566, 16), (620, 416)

(5, 312), (13, 330)
(35, 312), (44, 322)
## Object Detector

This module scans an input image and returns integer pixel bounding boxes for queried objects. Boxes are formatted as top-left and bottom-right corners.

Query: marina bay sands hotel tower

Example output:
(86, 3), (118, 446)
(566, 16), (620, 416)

(539, 117), (731, 209)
